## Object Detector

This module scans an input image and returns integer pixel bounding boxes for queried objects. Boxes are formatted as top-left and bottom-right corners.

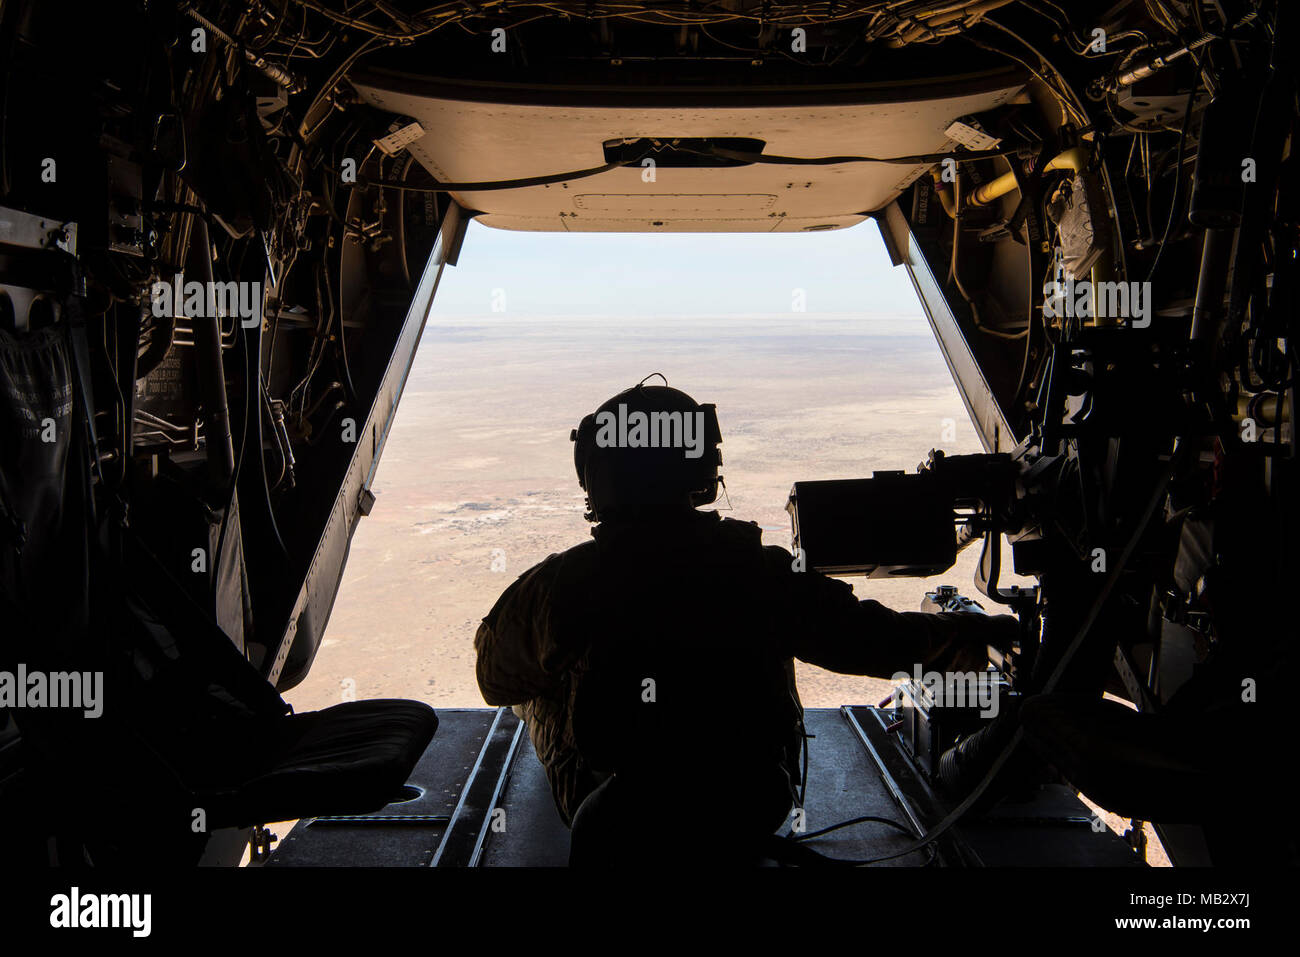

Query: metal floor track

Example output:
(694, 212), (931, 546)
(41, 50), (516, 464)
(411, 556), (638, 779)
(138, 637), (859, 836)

(266, 706), (1142, 867)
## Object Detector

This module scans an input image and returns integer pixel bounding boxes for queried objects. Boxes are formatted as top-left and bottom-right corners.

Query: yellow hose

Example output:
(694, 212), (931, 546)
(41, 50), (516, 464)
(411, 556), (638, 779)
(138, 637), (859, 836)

(1234, 393), (1291, 426)
(965, 146), (1089, 207)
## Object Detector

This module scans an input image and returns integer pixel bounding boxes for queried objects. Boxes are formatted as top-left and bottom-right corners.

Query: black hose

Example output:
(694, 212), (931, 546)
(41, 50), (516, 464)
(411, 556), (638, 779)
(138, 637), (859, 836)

(187, 217), (236, 487)
(135, 304), (174, 381)
(1144, 82), (1199, 285)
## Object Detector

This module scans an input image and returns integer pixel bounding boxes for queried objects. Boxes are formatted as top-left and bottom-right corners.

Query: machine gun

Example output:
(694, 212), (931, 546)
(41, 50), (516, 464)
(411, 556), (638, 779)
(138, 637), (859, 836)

(786, 450), (1019, 575)
(787, 451), (1043, 779)
(786, 447), (1039, 628)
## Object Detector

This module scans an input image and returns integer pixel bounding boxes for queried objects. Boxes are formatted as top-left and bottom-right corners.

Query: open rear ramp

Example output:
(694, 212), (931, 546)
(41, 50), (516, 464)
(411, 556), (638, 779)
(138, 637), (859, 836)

(266, 707), (1140, 867)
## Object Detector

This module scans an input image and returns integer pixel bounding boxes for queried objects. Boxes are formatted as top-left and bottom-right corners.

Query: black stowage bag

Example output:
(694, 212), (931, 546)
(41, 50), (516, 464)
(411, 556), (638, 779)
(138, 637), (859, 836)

(0, 323), (90, 663)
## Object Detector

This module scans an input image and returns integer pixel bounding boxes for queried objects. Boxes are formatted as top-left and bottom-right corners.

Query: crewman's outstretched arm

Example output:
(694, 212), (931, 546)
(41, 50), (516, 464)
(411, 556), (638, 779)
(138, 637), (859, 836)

(765, 545), (1015, 678)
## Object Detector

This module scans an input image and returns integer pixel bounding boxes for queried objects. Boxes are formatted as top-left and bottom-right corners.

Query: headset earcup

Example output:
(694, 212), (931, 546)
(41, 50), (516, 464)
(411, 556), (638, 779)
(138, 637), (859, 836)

(573, 413), (596, 490)
(688, 404), (723, 506)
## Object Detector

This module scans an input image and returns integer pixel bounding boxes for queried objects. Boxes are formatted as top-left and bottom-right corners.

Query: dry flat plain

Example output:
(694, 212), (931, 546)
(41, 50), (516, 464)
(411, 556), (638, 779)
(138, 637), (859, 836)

(283, 311), (1026, 714)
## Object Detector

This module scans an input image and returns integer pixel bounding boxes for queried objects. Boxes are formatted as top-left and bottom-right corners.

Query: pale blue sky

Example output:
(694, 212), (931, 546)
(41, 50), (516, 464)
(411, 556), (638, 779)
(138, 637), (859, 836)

(428, 219), (923, 318)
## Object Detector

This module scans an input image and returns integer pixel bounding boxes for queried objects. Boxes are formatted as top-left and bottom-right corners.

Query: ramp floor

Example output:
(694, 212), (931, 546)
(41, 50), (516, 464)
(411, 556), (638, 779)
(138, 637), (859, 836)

(265, 706), (1142, 867)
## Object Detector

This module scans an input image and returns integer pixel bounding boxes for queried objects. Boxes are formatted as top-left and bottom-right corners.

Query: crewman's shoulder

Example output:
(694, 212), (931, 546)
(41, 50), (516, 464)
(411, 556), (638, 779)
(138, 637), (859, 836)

(484, 539), (597, 620)
(712, 515), (766, 546)
(522, 539), (602, 588)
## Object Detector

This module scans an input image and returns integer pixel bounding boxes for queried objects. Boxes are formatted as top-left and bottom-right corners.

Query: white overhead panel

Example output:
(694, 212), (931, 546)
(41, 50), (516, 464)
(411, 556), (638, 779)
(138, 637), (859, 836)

(352, 76), (1024, 233)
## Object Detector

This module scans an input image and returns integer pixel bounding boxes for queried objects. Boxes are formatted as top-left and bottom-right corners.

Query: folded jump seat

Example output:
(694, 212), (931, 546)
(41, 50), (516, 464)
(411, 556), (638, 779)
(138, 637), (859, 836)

(109, 530), (440, 832)
(2, 527), (438, 846)
(174, 699), (439, 830)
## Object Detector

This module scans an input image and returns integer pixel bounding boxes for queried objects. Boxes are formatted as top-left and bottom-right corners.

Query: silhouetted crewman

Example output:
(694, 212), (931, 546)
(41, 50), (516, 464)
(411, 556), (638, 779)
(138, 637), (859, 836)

(474, 379), (1015, 865)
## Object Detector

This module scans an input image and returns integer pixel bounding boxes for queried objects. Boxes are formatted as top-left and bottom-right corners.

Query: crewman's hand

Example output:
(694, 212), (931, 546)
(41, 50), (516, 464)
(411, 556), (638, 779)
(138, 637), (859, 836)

(983, 613), (1020, 652)
(928, 612), (1018, 674)
(943, 613), (1018, 673)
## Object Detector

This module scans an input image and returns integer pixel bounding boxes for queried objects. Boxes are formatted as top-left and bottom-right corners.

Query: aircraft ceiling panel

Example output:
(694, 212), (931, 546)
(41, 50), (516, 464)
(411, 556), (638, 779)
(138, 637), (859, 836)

(352, 79), (1024, 233)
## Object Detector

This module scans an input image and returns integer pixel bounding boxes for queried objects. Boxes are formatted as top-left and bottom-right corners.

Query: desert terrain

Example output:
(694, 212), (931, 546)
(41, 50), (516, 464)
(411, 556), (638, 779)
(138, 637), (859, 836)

(282, 311), (1020, 713)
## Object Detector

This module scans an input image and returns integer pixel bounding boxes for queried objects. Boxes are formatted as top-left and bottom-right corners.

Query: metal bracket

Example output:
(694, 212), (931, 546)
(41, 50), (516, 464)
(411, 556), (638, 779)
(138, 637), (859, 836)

(249, 824), (279, 863)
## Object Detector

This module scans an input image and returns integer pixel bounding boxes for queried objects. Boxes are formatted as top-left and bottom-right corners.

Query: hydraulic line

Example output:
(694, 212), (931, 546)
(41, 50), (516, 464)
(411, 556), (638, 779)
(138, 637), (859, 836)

(366, 145), (1027, 194)
(187, 217), (236, 487)
(966, 146), (1088, 207)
